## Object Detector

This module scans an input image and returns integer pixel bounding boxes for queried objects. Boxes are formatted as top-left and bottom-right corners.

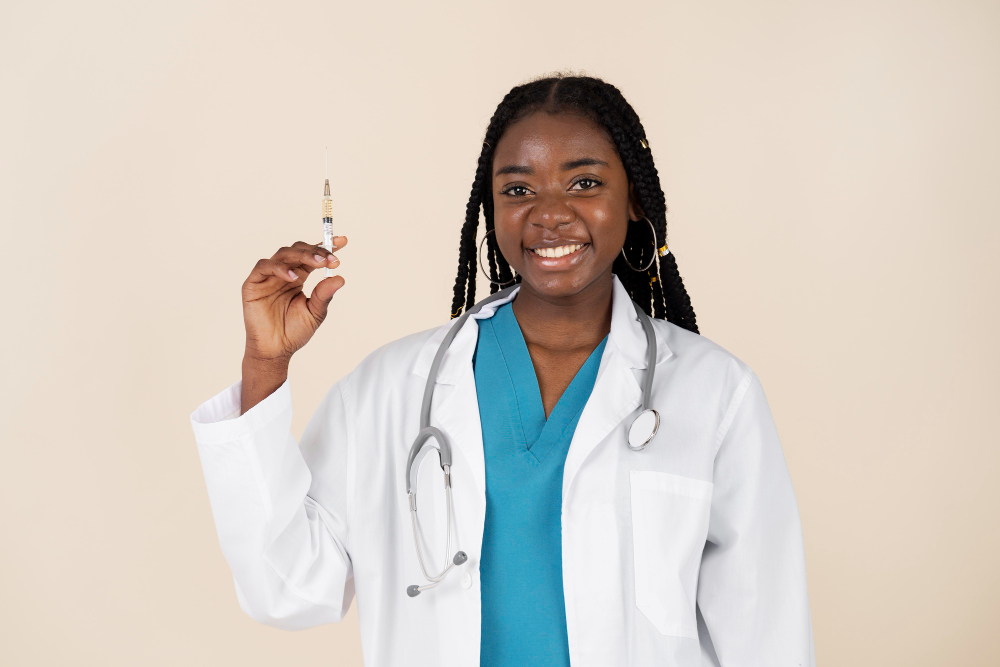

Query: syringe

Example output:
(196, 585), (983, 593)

(322, 147), (334, 277)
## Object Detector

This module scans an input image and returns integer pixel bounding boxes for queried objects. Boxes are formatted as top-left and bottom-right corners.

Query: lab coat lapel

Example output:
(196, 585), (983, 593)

(411, 287), (522, 542)
(561, 340), (641, 502)
(432, 356), (487, 510)
(562, 276), (672, 501)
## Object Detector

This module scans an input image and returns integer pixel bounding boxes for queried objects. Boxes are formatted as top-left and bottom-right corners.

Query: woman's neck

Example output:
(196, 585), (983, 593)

(511, 274), (614, 355)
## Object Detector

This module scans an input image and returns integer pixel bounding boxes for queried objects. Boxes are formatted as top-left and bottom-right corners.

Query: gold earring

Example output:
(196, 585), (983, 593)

(620, 216), (659, 272)
(478, 230), (516, 286)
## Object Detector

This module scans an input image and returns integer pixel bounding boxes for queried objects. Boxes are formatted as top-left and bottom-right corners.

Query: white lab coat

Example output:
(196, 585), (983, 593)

(190, 274), (815, 666)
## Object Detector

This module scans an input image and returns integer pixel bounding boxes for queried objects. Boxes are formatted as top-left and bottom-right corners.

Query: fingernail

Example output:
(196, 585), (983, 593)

(329, 255), (339, 264)
(287, 269), (298, 280)
(314, 254), (325, 263)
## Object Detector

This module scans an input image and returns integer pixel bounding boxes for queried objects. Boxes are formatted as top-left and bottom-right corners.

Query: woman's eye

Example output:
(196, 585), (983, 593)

(501, 185), (531, 197)
(572, 178), (602, 190)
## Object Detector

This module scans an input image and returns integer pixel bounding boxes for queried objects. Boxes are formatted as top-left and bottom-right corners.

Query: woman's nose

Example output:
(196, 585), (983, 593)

(528, 193), (575, 229)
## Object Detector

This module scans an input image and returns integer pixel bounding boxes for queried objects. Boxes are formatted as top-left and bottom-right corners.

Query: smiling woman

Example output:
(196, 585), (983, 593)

(450, 75), (698, 334)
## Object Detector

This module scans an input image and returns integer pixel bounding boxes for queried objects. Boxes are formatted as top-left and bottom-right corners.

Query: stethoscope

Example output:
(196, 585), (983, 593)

(404, 284), (660, 597)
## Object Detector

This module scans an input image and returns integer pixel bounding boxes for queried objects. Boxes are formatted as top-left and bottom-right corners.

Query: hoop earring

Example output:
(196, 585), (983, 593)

(620, 216), (660, 272)
(478, 229), (517, 287)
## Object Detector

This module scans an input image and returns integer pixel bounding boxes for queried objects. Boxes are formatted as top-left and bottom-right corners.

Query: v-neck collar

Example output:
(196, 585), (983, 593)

(488, 301), (608, 464)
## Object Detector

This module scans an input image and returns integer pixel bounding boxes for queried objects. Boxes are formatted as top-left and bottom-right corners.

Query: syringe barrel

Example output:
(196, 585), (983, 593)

(322, 219), (334, 252)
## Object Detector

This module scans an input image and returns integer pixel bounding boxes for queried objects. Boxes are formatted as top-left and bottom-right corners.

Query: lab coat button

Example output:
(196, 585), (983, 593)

(460, 571), (472, 589)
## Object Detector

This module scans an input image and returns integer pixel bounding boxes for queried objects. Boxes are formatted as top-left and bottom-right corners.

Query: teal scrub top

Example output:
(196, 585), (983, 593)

(473, 300), (609, 667)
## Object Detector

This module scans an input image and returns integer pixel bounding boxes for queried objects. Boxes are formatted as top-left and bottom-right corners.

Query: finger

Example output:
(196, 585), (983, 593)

(307, 275), (346, 322)
(247, 258), (305, 285)
(292, 242), (342, 263)
(273, 245), (338, 274)
(288, 236), (348, 252)
(273, 242), (323, 261)
(302, 236), (348, 251)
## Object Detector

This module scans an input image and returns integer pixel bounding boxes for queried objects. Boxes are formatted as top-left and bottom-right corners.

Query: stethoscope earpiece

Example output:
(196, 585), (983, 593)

(407, 551), (470, 597)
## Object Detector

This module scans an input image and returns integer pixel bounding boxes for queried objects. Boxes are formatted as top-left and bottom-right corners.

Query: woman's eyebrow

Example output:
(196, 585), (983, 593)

(493, 157), (610, 177)
(561, 157), (609, 170)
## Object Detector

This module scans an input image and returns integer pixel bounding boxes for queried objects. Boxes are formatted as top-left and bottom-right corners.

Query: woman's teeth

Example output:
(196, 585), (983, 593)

(530, 243), (584, 258)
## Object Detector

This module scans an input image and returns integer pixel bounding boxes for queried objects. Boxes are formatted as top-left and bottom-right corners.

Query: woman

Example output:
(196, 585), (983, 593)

(191, 74), (815, 666)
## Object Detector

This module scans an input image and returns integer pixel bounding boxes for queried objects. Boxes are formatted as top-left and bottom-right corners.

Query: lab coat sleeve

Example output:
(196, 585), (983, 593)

(696, 370), (816, 665)
(190, 377), (355, 631)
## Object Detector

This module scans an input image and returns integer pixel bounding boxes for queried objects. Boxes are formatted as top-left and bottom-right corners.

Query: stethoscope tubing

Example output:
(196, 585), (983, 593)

(405, 284), (659, 595)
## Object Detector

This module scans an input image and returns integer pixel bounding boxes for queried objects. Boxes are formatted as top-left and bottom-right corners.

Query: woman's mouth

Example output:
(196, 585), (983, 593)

(525, 242), (590, 269)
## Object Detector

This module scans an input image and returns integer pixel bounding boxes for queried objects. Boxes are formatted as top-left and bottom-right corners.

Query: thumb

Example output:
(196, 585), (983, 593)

(307, 275), (346, 323)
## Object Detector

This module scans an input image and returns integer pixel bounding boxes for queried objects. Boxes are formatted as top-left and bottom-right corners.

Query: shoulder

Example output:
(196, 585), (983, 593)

(652, 318), (749, 370)
(338, 318), (457, 396)
(651, 317), (757, 403)
(345, 323), (442, 379)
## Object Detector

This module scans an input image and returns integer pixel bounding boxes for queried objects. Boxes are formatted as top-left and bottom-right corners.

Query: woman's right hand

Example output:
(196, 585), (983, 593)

(241, 238), (348, 365)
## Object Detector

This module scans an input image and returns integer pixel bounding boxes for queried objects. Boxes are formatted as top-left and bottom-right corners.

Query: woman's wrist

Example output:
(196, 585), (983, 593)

(240, 352), (290, 415)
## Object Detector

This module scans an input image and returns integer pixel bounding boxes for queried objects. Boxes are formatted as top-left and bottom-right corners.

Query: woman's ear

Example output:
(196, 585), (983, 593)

(627, 182), (645, 220)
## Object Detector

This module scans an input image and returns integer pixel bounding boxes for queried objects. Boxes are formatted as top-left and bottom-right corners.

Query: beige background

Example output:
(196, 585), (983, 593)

(2, 0), (998, 664)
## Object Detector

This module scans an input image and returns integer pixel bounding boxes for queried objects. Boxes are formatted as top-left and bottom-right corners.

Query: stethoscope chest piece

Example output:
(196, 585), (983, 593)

(627, 408), (660, 451)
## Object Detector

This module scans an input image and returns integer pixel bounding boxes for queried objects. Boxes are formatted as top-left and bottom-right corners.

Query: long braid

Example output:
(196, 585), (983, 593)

(450, 90), (529, 315)
(581, 78), (697, 330)
(450, 74), (699, 334)
(615, 102), (698, 330)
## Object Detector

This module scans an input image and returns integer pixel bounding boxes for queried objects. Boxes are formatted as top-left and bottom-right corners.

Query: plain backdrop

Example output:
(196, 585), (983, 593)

(2, 0), (998, 664)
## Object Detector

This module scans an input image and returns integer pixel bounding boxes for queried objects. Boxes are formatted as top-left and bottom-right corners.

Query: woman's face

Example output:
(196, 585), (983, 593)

(491, 110), (642, 300)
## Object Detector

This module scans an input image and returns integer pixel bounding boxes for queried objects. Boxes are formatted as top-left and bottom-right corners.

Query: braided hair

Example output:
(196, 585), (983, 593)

(450, 73), (699, 334)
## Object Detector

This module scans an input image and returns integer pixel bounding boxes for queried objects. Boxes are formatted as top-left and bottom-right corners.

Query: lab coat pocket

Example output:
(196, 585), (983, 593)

(629, 469), (714, 639)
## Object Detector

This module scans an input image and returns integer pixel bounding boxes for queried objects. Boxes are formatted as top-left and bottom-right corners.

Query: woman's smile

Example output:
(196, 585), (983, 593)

(525, 242), (590, 269)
